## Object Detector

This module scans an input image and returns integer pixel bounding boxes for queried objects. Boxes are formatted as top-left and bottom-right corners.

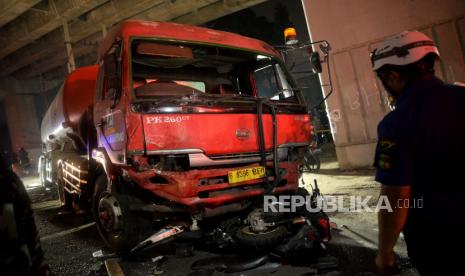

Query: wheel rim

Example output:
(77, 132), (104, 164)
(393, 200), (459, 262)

(98, 192), (123, 235)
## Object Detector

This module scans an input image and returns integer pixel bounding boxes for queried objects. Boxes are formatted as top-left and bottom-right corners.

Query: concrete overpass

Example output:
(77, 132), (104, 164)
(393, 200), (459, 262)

(0, 0), (267, 156)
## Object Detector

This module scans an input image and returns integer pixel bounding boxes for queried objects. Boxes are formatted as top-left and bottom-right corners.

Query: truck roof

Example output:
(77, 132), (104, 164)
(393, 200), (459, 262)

(99, 20), (280, 59)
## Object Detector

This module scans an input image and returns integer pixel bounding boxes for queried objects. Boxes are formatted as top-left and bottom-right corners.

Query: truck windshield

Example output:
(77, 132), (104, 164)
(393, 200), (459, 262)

(130, 40), (301, 103)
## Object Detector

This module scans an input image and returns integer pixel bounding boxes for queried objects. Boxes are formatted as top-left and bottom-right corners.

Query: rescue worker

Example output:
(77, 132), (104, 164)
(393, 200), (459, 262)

(371, 30), (465, 275)
(0, 152), (49, 275)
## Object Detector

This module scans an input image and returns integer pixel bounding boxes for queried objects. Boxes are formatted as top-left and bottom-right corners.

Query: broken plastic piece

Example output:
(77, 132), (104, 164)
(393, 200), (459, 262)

(92, 249), (117, 260)
(92, 250), (103, 258)
(152, 256), (164, 263)
(130, 226), (184, 255)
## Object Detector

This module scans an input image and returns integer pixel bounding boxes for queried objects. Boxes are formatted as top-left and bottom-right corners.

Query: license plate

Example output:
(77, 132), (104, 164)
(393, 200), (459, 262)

(228, 166), (265, 184)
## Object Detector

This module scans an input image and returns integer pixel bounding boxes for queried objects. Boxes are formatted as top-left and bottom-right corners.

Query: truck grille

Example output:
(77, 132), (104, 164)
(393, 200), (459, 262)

(209, 151), (272, 160)
(189, 149), (288, 168)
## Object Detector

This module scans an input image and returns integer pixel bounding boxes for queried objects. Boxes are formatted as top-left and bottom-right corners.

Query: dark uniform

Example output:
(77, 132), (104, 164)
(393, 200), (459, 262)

(374, 74), (465, 275)
(0, 157), (46, 275)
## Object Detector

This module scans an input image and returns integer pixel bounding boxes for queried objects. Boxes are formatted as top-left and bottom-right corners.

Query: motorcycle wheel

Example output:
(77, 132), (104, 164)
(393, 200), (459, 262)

(235, 224), (289, 249)
(304, 150), (321, 172)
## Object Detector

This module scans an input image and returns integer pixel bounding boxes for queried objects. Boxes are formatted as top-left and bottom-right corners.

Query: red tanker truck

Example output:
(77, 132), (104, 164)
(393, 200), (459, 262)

(39, 20), (329, 252)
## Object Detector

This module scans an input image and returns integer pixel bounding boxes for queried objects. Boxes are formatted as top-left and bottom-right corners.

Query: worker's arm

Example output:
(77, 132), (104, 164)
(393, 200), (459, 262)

(376, 184), (411, 271)
(373, 119), (413, 275)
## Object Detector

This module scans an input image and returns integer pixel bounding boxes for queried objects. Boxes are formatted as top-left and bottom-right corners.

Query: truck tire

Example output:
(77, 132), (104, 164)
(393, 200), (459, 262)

(39, 156), (53, 189)
(235, 225), (289, 249)
(92, 175), (152, 253)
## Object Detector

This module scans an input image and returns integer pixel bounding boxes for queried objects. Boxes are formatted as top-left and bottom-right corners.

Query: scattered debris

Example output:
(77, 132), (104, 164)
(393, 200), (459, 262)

(152, 256), (164, 263)
(130, 226), (184, 255)
(92, 250), (104, 258)
(92, 249), (117, 260)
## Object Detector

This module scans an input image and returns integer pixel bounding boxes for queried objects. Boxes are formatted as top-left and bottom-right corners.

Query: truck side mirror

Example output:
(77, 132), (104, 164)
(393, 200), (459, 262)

(310, 52), (322, 74)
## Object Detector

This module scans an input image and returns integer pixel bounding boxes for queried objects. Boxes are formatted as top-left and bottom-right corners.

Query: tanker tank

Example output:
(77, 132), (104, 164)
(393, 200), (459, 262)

(40, 65), (98, 144)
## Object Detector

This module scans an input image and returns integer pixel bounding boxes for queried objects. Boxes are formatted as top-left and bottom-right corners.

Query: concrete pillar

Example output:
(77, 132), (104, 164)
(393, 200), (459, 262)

(301, 0), (465, 169)
(101, 23), (107, 38)
(62, 19), (76, 73)
(0, 78), (43, 165)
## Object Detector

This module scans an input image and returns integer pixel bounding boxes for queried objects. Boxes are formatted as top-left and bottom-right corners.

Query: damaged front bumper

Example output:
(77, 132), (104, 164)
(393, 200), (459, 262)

(126, 161), (300, 210)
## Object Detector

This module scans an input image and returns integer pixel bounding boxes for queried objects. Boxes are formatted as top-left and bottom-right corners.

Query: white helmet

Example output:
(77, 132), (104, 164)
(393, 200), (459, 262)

(371, 30), (440, 71)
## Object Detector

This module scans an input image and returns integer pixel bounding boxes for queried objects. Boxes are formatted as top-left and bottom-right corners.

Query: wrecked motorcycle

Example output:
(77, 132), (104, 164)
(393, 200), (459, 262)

(131, 180), (331, 267)
(204, 182), (330, 251)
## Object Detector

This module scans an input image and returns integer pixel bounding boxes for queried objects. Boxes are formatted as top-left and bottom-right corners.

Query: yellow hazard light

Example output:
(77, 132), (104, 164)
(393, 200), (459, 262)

(284, 27), (297, 38)
(284, 27), (298, 45)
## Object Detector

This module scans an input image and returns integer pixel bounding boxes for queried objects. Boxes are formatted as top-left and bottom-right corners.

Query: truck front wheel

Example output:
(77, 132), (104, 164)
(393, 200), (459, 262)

(39, 156), (53, 190)
(92, 175), (152, 253)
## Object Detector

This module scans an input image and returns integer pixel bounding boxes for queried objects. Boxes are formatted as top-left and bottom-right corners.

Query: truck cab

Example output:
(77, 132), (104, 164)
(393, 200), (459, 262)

(42, 20), (316, 252)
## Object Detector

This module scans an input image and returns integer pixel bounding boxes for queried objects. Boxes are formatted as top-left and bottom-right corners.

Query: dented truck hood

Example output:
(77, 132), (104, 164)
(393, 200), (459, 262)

(139, 110), (311, 155)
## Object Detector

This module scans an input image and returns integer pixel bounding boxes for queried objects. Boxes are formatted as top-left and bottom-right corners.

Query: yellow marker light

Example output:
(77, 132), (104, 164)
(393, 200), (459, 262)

(284, 27), (298, 45)
(284, 27), (297, 39)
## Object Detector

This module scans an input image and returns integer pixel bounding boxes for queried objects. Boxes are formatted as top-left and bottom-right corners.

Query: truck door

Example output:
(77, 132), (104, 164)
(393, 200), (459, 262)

(94, 42), (127, 165)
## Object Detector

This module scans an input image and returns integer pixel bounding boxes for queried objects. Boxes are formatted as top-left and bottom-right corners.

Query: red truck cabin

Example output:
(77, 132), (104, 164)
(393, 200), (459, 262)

(93, 20), (311, 210)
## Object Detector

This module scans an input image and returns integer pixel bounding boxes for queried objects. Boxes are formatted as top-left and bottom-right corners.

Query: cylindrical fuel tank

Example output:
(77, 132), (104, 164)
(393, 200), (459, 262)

(41, 65), (98, 143)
